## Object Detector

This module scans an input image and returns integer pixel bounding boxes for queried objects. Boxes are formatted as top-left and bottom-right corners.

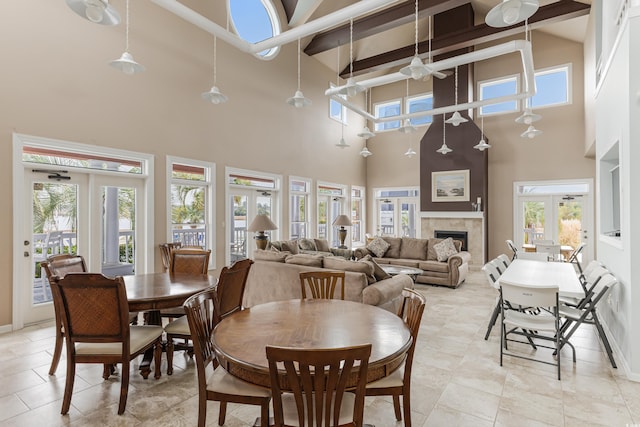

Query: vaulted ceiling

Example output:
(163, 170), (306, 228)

(281, 0), (591, 79)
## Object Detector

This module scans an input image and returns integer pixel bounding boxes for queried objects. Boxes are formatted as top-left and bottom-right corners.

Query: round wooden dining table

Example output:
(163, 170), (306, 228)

(212, 299), (412, 389)
(124, 272), (217, 377)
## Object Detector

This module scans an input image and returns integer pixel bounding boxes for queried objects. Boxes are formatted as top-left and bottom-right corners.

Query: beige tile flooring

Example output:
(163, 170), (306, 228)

(2, 270), (640, 426)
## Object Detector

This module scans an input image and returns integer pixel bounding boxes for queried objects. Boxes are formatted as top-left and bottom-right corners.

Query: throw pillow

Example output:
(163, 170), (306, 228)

(284, 253), (323, 267)
(314, 238), (331, 252)
(427, 238), (444, 261)
(367, 237), (390, 258)
(433, 237), (459, 262)
(382, 237), (402, 258)
(253, 249), (289, 263)
(298, 238), (317, 251)
(281, 240), (299, 254)
(268, 241), (283, 251)
(361, 254), (391, 281)
(324, 256), (376, 285)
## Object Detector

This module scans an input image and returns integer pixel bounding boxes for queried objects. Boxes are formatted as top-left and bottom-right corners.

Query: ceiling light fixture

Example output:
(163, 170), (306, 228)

(337, 18), (364, 97)
(474, 114), (491, 151)
(515, 21), (541, 125)
(357, 89), (376, 139)
(109, 0), (144, 75)
(201, 36), (228, 104)
(398, 80), (417, 134)
(437, 115), (453, 154)
(405, 131), (417, 158)
(521, 124), (542, 139)
(485, 0), (539, 28)
(286, 38), (311, 108)
(445, 66), (468, 126)
(66, 0), (120, 25)
(360, 144), (373, 157)
(336, 121), (350, 148)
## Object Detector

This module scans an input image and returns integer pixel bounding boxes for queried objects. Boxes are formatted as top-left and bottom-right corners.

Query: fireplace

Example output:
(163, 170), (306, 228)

(434, 230), (468, 251)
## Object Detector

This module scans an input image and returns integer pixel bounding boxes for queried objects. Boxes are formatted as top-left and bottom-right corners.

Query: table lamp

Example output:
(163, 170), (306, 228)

(247, 214), (278, 250)
(332, 214), (352, 249)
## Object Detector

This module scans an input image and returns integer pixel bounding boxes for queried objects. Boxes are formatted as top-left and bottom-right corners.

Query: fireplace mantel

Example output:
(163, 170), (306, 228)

(420, 211), (484, 219)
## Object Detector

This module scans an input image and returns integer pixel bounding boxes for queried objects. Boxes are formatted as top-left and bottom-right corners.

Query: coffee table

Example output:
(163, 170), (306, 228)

(380, 265), (423, 281)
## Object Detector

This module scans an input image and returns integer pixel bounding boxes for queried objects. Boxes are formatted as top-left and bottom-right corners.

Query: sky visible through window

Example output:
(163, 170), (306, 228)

(229, 0), (274, 44)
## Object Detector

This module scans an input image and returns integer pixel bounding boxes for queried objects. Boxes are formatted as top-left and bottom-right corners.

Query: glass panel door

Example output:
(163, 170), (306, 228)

(99, 185), (137, 277)
(400, 199), (417, 237)
(229, 189), (274, 262)
(521, 198), (548, 244)
(554, 195), (585, 261)
(378, 200), (395, 236)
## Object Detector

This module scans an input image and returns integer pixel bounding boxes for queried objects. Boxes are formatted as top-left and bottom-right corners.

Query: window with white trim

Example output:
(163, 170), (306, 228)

(351, 186), (365, 246)
(406, 93), (433, 126)
(167, 157), (215, 257)
(317, 182), (347, 247)
(374, 99), (401, 131)
(329, 82), (347, 124)
(289, 177), (310, 239)
(527, 64), (571, 109)
(228, 0), (281, 58)
(478, 74), (519, 116)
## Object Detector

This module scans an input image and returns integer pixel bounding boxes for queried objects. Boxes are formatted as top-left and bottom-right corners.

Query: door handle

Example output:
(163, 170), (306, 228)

(24, 251), (30, 257)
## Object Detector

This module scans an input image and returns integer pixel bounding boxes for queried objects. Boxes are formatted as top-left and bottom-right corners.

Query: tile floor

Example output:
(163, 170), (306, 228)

(1, 270), (639, 426)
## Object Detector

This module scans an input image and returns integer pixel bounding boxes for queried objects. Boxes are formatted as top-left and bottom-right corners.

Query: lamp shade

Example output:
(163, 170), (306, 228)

(332, 214), (352, 227)
(247, 214), (278, 232)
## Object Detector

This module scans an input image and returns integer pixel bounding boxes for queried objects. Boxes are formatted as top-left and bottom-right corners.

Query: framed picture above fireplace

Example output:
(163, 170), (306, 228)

(432, 169), (470, 202)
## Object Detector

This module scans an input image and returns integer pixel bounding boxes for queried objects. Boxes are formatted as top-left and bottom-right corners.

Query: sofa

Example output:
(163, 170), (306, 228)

(242, 249), (413, 313)
(354, 236), (471, 288)
(267, 238), (353, 259)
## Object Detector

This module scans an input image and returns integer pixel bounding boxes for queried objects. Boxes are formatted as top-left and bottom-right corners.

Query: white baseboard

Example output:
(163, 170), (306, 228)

(599, 318), (640, 381)
(0, 324), (13, 335)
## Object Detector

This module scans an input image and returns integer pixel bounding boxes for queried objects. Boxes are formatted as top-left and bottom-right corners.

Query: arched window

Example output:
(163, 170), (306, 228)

(228, 0), (281, 59)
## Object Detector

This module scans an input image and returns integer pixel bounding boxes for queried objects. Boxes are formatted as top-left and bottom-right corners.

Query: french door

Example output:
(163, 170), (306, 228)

(20, 170), (146, 326)
(375, 198), (419, 238)
(228, 188), (274, 262)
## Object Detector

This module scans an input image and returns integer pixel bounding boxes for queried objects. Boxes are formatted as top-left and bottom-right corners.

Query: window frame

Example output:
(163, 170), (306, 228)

(526, 64), (572, 110)
(405, 92), (434, 127)
(166, 156), (216, 268)
(227, 0), (281, 59)
(351, 186), (366, 247)
(477, 74), (521, 117)
(374, 98), (402, 132)
(316, 181), (348, 247)
(289, 176), (312, 240)
(329, 82), (348, 124)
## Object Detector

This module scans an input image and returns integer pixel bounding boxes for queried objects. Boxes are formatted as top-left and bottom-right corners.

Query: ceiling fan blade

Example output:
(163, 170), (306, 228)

(432, 70), (448, 79)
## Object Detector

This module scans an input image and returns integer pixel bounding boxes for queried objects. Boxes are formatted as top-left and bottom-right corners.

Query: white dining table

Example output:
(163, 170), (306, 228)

(497, 259), (584, 299)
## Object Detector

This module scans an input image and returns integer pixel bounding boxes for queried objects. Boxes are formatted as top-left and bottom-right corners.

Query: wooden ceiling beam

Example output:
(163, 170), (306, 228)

(341, 0), (590, 77)
(303, 0), (470, 56)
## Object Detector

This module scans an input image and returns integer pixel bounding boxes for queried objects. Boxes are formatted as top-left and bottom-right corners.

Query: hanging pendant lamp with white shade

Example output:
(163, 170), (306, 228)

(445, 66), (468, 126)
(437, 115), (453, 154)
(337, 18), (365, 97)
(485, 0), (539, 28)
(521, 125), (542, 138)
(405, 131), (417, 158)
(399, 2), (446, 81)
(474, 115), (492, 151)
(201, 36), (228, 104)
(66, 0), (120, 25)
(515, 107), (541, 124)
(336, 121), (350, 148)
(287, 39), (311, 108)
(399, 81), (417, 133)
(109, 0), (144, 75)
(357, 89), (376, 139)
(360, 144), (373, 157)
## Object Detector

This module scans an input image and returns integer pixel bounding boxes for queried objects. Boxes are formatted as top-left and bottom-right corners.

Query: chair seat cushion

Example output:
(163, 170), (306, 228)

(280, 392), (356, 425)
(207, 366), (271, 398)
(164, 315), (190, 335)
(75, 325), (163, 355)
(365, 362), (405, 389)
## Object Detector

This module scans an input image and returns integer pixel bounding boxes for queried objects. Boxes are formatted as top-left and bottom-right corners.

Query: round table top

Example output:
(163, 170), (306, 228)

(124, 272), (217, 312)
(212, 299), (412, 388)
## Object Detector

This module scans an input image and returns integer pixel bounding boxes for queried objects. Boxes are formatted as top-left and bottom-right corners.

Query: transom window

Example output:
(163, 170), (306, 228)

(23, 145), (143, 174)
(478, 75), (519, 116)
(374, 99), (401, 131)
(228, 0), (280, 58)
(329, 82), (347, 124)
(527, 65), (571, 109)
(406, 93), (433, 126)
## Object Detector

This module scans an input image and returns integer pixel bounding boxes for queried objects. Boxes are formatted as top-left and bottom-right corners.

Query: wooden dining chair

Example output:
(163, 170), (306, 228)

(299, 270), (345, 300)
(266, 343), (372, 427)
(184, 289), (271, 427)
(41, 254), (88, 376)
(161, 248), (212, 321)
(50, 273), (163, 414)
(365, 289), (426, 427)
(159, 242), (182, 272)
(165, 258), (254, 375)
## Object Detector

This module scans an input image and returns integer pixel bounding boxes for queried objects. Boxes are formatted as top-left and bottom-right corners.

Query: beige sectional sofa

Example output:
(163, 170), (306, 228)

(242, 250), (413, 313)
(354, 236), (471, 288)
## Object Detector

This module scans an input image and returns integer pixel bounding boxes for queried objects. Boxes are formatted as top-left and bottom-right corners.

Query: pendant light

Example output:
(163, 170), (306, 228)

(486, 0), (539, 28)
(398, 80), (417, 134)
(109, 0), (144, 75)
(474, 115), (492, 151)
(405, 131), (417, 158)
(521, 125), (542, 139)
(287, 38), (311, 108)
(357, 89), (376, 139)
(445, 66), (468, 126)
(337, 18), (365, 97)
(437, 115), (453, 154)
(66, 0), (120, 25)
(399, 0), (430, 80)
(360, 144), (373, 157)
(336, 121), (350, 148)
(201, 36), (228, 104)
(515, 21), (541, 125)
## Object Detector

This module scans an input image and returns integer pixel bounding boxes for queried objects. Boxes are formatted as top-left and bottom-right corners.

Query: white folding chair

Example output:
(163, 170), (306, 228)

(566, 242), (586, 273)
(532, 239), (554, 245)
(517, 252), (550, 261)
(500, 281), (573, 380)
(497, 254), (511, 269)
(505, 240), (518, 260)
(535, 244), (562, 261)
(482, 262), (502, 340)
